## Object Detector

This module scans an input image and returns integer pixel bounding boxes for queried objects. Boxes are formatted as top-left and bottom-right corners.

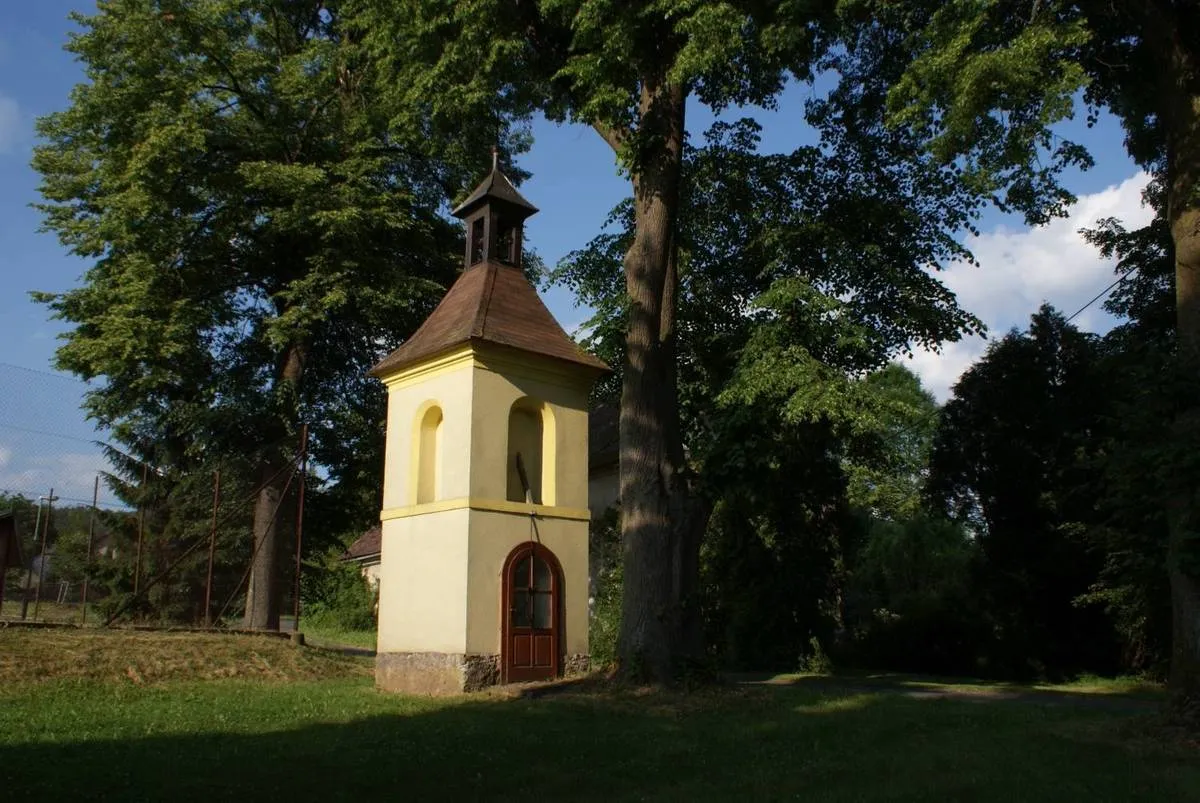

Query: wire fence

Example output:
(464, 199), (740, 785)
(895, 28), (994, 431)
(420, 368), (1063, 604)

(0, 362), (311, 631)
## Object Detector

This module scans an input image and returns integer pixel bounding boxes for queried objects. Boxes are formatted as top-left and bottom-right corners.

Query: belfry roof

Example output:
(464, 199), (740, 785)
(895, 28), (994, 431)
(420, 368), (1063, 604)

(451, 166), (539, 220)
(368, 261), (609, 378)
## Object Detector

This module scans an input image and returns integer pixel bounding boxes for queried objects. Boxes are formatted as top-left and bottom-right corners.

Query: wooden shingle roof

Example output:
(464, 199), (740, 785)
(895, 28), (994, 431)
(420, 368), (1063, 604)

(342, 525), (381, 562)
(451, 167), (538, 220)
(369, 261), (609, 378)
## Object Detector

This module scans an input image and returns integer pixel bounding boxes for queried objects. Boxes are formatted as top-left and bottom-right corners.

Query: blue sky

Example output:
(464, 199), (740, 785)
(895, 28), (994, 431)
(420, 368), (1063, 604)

(0, 2), (1147, 508)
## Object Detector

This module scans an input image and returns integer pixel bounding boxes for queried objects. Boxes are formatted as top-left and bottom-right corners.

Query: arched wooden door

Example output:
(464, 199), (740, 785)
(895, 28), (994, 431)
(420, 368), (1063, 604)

(501, 543), (561, 683)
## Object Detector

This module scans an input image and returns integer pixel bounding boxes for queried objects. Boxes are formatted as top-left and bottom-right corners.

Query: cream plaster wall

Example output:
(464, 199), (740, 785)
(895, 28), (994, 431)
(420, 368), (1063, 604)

(469, 356), (591, 509)
(381, 355), (474, 510)
(464, 510), (590, 657)
(376, 509), (469, 654)
(377, 345), (596, 673)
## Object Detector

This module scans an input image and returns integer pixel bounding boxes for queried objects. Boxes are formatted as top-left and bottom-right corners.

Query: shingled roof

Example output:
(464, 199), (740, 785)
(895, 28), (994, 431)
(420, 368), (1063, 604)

(451, 166), (538, 220)
(342, 525), (381, 562)
(369, 261), (609, 378)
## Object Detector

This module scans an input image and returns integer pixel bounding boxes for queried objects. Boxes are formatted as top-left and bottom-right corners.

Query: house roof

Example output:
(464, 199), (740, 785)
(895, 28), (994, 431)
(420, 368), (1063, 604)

(451, 166), (538, 220)
(0, 511), (21, 570)
(368, 260), (610, 378)
(342, 525), (381, 562)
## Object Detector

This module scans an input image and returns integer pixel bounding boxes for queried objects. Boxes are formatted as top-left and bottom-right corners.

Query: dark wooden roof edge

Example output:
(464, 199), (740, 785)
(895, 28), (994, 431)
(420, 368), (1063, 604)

(451, 167), (538, 219)
(368, 260), (610, 379)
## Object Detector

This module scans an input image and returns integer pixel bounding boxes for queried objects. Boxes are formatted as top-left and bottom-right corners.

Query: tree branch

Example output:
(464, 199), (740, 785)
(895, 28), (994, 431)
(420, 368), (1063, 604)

(592, 120), (629, 154)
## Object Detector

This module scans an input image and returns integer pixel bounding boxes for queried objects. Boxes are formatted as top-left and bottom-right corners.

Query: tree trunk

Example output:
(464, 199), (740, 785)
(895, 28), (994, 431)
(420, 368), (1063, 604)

(611, 75), (706, 682)
(243, 342), (306, 630)
(1159, 22), (1200, 710)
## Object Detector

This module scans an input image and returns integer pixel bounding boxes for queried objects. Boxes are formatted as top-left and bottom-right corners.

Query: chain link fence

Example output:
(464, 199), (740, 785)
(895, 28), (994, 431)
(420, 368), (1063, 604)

(0, 362), (310, 630)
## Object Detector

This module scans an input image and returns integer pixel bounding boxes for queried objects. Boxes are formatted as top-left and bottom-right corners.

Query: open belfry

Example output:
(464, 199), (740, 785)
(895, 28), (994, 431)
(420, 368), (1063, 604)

(367, 160), (608, 694)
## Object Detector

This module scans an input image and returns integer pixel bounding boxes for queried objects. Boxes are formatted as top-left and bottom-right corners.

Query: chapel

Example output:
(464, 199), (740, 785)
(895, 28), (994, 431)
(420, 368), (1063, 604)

(367, 159), (608, 694)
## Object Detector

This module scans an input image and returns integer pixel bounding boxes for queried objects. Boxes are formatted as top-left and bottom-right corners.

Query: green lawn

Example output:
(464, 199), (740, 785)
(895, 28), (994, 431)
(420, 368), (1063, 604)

(299, 621), (376, 650)
(0, 630), (1196, 801)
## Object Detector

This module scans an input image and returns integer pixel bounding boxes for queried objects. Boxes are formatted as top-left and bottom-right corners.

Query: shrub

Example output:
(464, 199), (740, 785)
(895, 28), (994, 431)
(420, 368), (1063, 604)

(303, 553), (376, 632)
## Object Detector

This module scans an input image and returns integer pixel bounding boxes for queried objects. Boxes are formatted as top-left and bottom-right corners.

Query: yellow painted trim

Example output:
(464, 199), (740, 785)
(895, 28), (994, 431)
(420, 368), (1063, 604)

(468, 497), (591, 520)
(380, 497), (591, 523)
(379, 346), (475, 389)
(540, 401), (557, 506)
(472, 343), (601, 389)
(379, 342), (601, 391)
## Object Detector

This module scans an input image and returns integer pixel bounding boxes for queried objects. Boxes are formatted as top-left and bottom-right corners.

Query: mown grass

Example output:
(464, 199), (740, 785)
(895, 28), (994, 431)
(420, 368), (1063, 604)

(0, 628), (370, 685)
(299, 621), (376, 650)
(0, 631), (1195, 802)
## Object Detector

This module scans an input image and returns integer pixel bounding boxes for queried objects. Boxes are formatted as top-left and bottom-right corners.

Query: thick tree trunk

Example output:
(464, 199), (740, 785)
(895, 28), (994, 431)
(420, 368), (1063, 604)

(1167, 183), (1200, 708)
(610, 76), (707, 682)
(243, 342), (306, 630)
(1159, 24), (1200, 710)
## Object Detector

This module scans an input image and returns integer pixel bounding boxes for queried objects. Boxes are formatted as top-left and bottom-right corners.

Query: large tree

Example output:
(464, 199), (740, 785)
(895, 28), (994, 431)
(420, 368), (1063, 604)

(33, 0), (485, 628)
(875, 0), (1200, 703)
(356, 0), (1010, 680)
(927, 306), (1120, 675)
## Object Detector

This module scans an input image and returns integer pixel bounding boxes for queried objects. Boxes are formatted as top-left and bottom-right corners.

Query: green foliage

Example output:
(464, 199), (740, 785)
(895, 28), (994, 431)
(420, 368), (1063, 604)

(302, 550), (376, 633)
(843, 365), (940, 521)
(588, 510), (622, 670)
(873, 0), (1092, 223)
(842, 515), (986, 675)
(798, 636), (835, 675)
(927, 306), (1123, 677)
(31, 1), (485, 620)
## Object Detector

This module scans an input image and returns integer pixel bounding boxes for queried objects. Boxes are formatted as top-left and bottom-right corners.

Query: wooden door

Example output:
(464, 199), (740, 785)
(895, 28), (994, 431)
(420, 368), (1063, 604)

(502, 543), (560, 683)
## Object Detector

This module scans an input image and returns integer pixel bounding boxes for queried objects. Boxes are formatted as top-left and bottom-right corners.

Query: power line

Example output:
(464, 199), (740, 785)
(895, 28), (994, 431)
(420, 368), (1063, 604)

(0, 361), (93, 386)
(0, 422), (110, 447)
(1064, 264), (1139, 325)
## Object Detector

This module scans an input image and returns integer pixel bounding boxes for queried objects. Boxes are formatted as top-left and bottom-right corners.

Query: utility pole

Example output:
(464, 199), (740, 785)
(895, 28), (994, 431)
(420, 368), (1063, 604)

(133, 462), (148, 597)
(292, 424), (309, 633)
(31, 489), (59, 621)
(204, 469), (221, 627)
(81, 476), (99, 625)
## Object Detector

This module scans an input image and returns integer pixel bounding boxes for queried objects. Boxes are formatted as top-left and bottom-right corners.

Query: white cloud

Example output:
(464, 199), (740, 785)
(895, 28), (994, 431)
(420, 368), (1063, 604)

(0, 448), (120, 509)
(0, 93), (19, 153)
(908, 172), (1154, 401)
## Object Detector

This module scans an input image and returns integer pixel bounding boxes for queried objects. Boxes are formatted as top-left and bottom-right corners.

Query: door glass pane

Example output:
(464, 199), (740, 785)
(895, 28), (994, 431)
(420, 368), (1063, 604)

(533, 556), (552, 591)
(512, 556), (531, 588)
(511, 590), (530, 627)
(533, 591), (552, 629)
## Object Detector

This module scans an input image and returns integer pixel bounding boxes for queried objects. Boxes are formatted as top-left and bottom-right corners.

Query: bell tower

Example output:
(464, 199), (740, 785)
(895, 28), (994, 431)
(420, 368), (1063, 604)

(369, 160), (608, 695)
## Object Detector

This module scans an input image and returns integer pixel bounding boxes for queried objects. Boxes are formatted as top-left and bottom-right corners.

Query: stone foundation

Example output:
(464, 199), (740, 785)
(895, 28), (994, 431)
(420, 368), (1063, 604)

(376, 652), (499, 695)
(564, 654), (590, 676)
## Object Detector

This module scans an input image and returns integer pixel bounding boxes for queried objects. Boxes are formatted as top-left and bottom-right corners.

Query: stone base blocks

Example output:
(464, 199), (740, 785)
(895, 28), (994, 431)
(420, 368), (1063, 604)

(376, 652), (500, 695)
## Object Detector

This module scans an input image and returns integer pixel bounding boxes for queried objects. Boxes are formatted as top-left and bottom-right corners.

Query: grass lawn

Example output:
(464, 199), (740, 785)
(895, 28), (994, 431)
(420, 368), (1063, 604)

(1, 631), (1196, 802)
(298, 621), (376, 650)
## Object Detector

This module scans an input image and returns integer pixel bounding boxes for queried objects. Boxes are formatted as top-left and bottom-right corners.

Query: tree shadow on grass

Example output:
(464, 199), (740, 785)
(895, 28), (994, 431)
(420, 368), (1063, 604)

(1, 683), (1195, 802)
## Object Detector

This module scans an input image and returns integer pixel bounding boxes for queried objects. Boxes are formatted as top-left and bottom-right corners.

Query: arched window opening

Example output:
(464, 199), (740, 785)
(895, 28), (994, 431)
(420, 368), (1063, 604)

(506, 400), (543, 504)
(416, 405), (443, 504)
